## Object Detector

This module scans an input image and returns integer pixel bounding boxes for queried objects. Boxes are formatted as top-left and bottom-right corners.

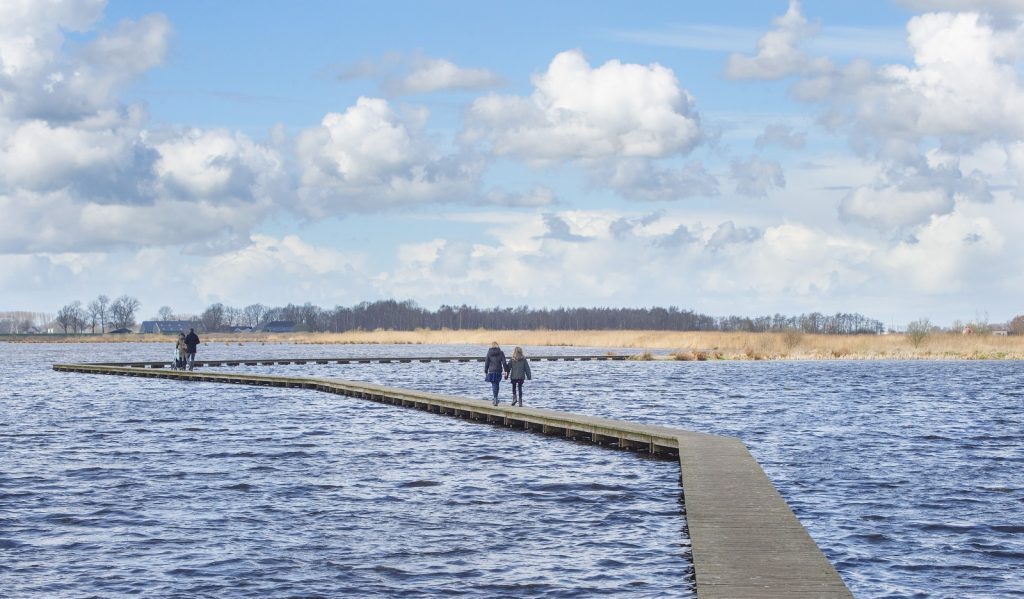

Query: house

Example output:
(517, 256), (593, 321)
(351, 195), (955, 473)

(262, 320), (297, 333)
(993, 330), (1009, 337)
(140, 320), (204, 334)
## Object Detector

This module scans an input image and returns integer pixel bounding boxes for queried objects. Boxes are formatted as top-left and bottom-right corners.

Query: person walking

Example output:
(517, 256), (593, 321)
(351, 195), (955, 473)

(174, 333), (188, 370)
(184, 327), (201, 371)
(483, 342), (507, 405)
(505, 346), (532, 406)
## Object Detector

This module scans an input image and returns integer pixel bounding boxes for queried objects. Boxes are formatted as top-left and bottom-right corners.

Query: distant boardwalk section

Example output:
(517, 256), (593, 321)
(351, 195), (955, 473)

(53, 358), (853, 598)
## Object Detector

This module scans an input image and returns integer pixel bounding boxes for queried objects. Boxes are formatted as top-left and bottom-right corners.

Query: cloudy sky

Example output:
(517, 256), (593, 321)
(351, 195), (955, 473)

(2, 0), (1023, 326)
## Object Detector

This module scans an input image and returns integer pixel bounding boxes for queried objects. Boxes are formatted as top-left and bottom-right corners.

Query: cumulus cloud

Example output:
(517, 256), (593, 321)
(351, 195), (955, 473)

(480, 186), (556, 207)
(885, 211), (1004, 293)
(730, 156), (786, 196)
(331, 52), (502, 94)
(593, 159), (719, 201)
(896, 1), (1024, 17)
(725, 0), (831, 80)
(853, 12), (1024, 143)
(153, 127), (288, 204)
(385, 57), (503, 94)
(706, 221), (762, 250)
(655, 224), (699, 247)
(839, 185), (954, 230)
(0, 5), (170, 121)
(295, 97), (483, 215)
(195, 235), (368, 303)
(754, 124), (807, 150)
(539, 214), (591, 242)
(465, 50), (704, 164)
(837, 159), (994, 230)
(0, 189), (270, 254)
(0, 2), (293, 254)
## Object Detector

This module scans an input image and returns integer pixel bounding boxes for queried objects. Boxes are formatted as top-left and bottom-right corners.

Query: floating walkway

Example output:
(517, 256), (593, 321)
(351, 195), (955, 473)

(89, 353), (628, 370)
(53, 359), (853, 598)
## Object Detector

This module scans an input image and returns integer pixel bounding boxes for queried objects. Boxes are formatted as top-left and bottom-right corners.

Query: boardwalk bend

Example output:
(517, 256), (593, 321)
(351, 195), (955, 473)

(53, 355), (853, 598)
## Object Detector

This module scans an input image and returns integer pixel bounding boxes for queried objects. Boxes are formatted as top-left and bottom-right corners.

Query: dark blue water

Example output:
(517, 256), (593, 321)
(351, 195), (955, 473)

(1, 344), (690, 598)
(3, 343), (1023, 597)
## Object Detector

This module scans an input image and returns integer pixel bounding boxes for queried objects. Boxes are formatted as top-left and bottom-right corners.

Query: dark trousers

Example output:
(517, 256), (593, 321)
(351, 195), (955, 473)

(511, 379), (524, 402)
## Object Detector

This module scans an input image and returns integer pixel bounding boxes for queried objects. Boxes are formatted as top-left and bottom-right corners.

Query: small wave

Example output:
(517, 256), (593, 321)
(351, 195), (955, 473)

(399, 480), (442, 488)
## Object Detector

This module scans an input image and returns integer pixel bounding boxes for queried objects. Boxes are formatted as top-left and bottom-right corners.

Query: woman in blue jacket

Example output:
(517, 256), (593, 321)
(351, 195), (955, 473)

(483, 342), (507, 405)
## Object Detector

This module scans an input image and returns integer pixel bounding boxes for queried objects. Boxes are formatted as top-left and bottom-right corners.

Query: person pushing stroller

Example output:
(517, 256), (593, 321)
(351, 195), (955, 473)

(174, 333), (188, 370)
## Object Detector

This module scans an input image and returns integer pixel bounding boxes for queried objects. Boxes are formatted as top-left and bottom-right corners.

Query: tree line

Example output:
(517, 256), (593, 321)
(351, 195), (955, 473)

(187, 300), (887, 334)
(53, 295), (141, 334)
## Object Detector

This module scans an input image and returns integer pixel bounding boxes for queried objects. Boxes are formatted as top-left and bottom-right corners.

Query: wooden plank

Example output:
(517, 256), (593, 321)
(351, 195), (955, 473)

(677, 435), (852, 599)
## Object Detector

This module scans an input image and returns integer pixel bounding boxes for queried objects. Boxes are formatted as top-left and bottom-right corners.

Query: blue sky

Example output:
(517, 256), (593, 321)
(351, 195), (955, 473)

(2, 0), (1023, 326)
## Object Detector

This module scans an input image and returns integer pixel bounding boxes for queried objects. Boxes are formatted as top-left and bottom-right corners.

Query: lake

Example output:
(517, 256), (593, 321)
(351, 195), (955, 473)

(2, 342), (1022, 598)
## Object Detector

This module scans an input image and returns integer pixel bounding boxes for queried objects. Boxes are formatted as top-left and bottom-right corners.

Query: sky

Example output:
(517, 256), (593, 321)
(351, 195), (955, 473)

(2, 0), (1023, 326)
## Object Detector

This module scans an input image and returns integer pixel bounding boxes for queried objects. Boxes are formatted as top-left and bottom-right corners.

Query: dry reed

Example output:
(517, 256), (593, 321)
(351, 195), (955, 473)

(8, 329), (1024, 360)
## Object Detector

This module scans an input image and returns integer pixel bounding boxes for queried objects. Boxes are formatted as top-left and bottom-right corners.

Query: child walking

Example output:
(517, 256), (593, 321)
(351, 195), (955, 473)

(505, 346), (532, 406)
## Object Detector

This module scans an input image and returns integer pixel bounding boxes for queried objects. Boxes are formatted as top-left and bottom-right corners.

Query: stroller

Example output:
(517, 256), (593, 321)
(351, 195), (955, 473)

(172, 335), (188, 370)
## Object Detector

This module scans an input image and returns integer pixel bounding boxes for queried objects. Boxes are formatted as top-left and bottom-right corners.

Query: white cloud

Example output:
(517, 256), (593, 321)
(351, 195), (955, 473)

(839, 185), (954, 230)
(730, 156), (786, 197)
(725, 0), (831, 80)
(295, 97), (483, 215)
(594, 159), (719, 201)
(855, 12), (1024, 142)
(386, 57), (502, 94)
(0, 189), (271, 253)
(754, 124), (807, 150)
(0, 2), (293, 255)
(153, 128), (288, 203)
(0, 7), (170, 121)
(886, 211), (1004, 293)
(480, 187), (556, 207)
(195, 235), (368, 304)
(465, 50), (704, 164)
(897, 1), (1024, 16)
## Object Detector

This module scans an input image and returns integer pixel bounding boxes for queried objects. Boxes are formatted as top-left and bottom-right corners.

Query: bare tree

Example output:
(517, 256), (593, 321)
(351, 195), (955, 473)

(243, 303), (267, 328)
(906, 318), (932, 348)
(56, 301), (84, 334)
(201, 303), (226, 332)
(109, 295), (141, 330)
(157, 306), (175, 320)
(225, 306), (243, 328)
(92, 295), (110, 333)
(86, 299), (104, 333)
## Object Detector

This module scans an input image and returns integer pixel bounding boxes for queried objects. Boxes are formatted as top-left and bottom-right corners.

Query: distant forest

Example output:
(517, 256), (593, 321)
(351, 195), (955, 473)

(219, 300), (886, 335)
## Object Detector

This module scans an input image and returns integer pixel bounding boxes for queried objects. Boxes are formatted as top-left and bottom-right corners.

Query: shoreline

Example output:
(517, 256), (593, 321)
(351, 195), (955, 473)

(6, 329), (1024, 360)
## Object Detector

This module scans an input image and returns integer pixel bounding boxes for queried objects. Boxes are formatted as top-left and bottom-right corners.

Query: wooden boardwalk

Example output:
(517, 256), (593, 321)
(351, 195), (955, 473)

(90, 353), (628, 370)
(53, 359), (853, 598)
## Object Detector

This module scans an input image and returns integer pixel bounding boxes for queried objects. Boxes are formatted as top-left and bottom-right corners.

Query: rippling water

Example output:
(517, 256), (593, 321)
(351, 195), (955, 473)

(1, 343), (690, 598)
(4, 342), (1023, 598)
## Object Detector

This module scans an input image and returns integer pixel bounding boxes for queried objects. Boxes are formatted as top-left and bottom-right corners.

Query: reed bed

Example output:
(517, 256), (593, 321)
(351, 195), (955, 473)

(13, 329), (1024, 360)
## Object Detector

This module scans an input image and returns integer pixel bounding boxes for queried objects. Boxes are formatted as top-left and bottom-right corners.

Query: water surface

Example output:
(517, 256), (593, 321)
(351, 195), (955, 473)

(4, 342), (1024, 598)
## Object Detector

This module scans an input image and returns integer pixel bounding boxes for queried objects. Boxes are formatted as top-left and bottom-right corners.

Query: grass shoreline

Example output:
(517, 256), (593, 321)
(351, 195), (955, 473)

(6, 329), (1024, 360)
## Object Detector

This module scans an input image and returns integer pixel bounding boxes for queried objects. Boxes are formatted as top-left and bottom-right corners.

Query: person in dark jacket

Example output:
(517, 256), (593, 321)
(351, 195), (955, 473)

(483, 342), (507, 405)
(504, 346), (532, 406)
(184, 328), (201, 371)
